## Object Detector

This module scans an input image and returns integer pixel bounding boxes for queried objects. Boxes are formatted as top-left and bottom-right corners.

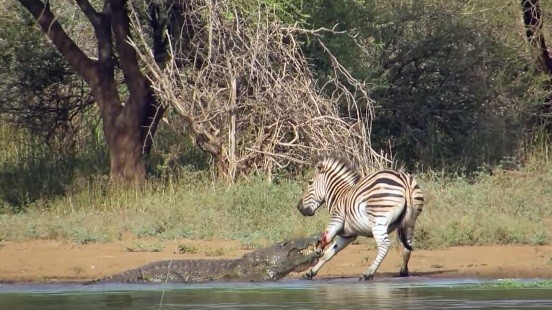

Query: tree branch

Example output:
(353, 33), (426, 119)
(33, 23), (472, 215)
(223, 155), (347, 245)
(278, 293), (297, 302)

(108, 0), (148, 103)
(75, 0), (113, 72)
(147, 1), (168, 66)
(17, 0), (96, 80)
(75, 0), (101, 28)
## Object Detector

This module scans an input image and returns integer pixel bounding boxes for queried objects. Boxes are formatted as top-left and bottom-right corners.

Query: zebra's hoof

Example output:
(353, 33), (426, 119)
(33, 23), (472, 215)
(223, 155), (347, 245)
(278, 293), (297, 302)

(399, 270), (409, 277)
(359, 273), (374, 281)
(303, 271), (315, 280)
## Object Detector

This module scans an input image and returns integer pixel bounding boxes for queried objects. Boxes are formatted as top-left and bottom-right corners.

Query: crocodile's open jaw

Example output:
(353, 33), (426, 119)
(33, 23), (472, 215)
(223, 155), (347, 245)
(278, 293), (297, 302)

(288, 240), (319, 272)
(298, 242), (318, 256)
(264, 234), (322, 278)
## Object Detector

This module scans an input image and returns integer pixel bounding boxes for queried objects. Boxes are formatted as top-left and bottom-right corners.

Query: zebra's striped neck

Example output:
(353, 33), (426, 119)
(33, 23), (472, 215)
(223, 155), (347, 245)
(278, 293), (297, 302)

(320, 158), (360, 211)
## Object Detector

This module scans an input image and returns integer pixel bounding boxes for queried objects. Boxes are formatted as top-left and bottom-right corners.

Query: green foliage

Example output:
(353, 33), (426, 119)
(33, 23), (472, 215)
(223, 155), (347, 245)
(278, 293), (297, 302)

(1, 154), (551, 248)
(303, 0), (549, 172)
(226, 0), (308, 25)
(1, 0), (552, 251)
(146, 117), (211, 178)
(0, 124), (108, 213)
(0, 116), (207, 213)
(225, 176), (311, 242)
(4, 0), (552, 180)
(0, 3), (93, 143)
(0, 4), (107, 213)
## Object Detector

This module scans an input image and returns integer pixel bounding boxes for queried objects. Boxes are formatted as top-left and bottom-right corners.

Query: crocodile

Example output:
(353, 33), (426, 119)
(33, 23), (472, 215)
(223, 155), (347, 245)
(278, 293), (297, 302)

(87, 235), (322, 284)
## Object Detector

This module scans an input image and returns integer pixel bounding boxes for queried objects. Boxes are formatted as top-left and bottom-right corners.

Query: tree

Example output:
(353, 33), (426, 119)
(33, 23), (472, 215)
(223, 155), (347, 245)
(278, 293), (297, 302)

(303, 0), (545, 172)
(130, 0), (386, 181)
(0, 4), (93, 149)
(522, 0), (552, 132)
(16, 0), (166, 183)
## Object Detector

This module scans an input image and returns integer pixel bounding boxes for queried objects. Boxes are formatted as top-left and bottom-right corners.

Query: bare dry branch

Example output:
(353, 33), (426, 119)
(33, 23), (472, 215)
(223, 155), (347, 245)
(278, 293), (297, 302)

(129, 0), (390, 182)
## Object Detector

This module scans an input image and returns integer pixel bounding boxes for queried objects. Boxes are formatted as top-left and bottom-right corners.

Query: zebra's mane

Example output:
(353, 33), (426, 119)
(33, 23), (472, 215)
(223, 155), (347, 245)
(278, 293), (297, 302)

(313, 155), (361, 183)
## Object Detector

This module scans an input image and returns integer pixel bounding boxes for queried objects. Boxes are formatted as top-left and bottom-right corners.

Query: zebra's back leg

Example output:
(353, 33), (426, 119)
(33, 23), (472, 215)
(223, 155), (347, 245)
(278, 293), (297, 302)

(397, 226), (413, 277)
(304, 235), (357, 279)
(398, 206), (422, 277)
(361, 225), (391, 281)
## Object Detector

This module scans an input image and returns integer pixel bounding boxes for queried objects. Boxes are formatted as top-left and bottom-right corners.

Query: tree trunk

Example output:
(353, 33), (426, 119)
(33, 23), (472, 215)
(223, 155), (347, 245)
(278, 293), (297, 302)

(105, 117), (148, 182)
(522, 0), (552, 131)
(90, 80), (155, 183)
(522, 0), (552, 74)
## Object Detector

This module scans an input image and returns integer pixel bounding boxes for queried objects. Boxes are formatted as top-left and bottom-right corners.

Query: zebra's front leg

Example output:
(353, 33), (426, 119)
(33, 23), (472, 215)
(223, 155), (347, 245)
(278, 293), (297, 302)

(360, 226), (391, 281)
(304, 235), (357, 280)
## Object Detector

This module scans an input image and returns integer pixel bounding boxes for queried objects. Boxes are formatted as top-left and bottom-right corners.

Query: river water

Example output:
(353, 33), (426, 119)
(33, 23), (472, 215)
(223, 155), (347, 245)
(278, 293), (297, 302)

(0, 277), (551, 309)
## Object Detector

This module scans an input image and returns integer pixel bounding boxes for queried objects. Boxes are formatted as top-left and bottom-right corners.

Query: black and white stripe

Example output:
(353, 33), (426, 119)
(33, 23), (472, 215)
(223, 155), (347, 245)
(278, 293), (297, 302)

(297, 156), (424, 280)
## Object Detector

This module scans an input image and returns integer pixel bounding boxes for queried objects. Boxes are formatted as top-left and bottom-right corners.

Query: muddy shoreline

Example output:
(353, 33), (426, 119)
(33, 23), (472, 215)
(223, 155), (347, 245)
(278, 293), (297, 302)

(1, 239), (551, 283)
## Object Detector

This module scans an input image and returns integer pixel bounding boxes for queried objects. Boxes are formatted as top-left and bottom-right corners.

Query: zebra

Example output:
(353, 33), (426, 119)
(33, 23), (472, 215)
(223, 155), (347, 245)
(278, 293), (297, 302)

(296, 156), (424, 280)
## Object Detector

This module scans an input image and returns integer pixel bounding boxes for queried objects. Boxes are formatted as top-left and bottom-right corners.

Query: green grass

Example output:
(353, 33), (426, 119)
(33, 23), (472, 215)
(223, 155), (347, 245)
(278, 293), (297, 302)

(126, 241), (165, 252)
(468, 279), (552, 289)
(204, 248), (228, 257)
(0, 161), (551, 249)
(414, 166), (552, 249)
(0, 172), (330, 245)
(176, 244), (199, 254)
(1, 124), (551, 249)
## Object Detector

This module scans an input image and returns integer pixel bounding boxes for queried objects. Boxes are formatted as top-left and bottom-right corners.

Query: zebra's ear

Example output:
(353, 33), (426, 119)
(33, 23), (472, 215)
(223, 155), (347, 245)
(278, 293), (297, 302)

(315, 162), (324, 173)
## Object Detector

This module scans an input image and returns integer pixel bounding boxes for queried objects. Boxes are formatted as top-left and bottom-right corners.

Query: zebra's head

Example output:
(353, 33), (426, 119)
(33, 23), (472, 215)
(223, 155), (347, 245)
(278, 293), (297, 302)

(296, 156), (359, 216)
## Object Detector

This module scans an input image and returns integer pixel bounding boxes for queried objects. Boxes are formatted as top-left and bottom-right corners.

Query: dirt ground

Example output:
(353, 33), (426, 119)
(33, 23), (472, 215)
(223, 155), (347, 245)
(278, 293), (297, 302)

(0, 238), (551, 283)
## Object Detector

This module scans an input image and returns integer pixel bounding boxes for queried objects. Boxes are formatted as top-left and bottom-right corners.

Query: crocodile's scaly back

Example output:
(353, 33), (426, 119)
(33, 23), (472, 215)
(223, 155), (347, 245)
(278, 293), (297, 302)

(93, 259), (243, 283)
(88, 235), (321, 284)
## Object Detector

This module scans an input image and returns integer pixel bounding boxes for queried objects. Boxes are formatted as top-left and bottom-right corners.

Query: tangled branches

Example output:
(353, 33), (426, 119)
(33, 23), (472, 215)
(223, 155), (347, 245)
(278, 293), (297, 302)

(131, 0), (389, 181)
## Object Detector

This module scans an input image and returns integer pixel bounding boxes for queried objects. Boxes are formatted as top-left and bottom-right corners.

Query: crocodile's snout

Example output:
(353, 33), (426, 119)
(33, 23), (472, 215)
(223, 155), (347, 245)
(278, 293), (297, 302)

(283, 235), (323, 273)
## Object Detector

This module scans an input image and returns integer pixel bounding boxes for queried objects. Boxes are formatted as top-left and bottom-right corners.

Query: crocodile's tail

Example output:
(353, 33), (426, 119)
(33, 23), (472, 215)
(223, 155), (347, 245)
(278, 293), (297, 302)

(83, 271), (139, 285)
(83, 260), (186, 284)
(83, 279), (100, 285)
(83, 265), (154, 284)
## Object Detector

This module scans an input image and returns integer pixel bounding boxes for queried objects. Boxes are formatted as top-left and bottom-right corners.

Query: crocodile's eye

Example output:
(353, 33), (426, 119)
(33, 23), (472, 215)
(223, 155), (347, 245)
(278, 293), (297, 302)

(279, 241), (288, 247)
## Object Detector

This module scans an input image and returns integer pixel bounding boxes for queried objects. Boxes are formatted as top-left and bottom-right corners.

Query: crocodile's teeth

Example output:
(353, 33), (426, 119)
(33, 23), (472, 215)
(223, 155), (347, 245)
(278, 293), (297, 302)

(298, 244), (317, 255)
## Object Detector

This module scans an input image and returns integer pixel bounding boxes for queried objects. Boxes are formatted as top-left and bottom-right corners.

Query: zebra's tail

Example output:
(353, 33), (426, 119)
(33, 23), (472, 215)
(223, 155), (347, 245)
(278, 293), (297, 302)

(397, 223), (413, 251)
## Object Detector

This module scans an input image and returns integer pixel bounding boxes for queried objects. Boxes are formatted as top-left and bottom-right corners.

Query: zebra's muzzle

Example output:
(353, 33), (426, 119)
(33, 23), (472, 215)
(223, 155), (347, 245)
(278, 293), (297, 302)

(297, 200), (315, 216)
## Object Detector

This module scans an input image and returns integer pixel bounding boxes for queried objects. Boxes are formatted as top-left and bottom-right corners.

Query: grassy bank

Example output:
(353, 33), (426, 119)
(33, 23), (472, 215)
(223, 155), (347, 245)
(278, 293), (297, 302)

(1, 158), (551, 249)
(468, 279), (552, 289)
(1, 124), (551, 249)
